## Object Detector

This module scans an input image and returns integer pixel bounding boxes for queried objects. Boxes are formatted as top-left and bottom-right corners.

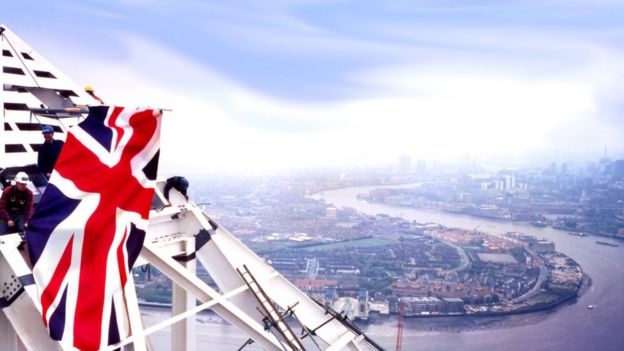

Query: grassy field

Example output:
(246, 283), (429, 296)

(298, 237), (396, 252)
(247, 241), (294, 253)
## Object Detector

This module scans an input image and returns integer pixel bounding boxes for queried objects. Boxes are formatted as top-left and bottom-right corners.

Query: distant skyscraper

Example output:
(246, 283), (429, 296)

(504, 175), (516, 190)
(495, 179), (505, 191)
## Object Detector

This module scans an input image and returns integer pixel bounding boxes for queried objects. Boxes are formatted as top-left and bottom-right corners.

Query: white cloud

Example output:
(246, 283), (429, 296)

(28, 0), (624, 173)
(55, 32), (623, 172)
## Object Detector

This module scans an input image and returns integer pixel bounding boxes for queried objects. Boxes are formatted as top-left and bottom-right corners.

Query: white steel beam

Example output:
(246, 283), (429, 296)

(144, 200), (381, 351)
(171, 237), (196, 351)
(0, 234), (63, 351)
(188, 207), (373, 351)
(0, 311), (18, 351)
(140, 243), (284, 351)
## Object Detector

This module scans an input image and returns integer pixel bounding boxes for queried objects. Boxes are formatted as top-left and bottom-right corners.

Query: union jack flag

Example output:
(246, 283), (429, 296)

(26, 106), (162, 350)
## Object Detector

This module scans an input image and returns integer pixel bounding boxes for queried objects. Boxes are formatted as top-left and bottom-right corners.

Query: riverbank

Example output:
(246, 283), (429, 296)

(342, 192), (586, 319)
(398, 294), (577, 319)
(398, 278), (586, 319)
(356, 183), (622, 240)
(404, 202), (622, 240)
(313, 185), (624, 350)
(139, 194), (586, 325)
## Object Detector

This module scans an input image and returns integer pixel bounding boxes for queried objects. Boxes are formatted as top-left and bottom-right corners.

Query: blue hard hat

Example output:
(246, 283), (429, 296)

(42, 125), (54, 133)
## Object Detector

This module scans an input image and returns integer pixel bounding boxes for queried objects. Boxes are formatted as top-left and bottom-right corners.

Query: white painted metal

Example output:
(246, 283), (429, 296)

(0, 234), (63, 350)
(191, 211), (377, 350)
(1, 294), (64, 350)
(141, 242), (285, 351)
(0, 309), (18, 351)
(125, 273), (148, 351)
(172, 237), (196, 351)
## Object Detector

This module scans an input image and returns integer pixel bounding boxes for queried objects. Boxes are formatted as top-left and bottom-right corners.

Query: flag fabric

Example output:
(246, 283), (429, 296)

(26, 105), (162, 350)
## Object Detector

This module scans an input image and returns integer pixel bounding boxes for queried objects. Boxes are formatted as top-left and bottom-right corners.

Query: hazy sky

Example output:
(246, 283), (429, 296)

(4, 1), (624, 172)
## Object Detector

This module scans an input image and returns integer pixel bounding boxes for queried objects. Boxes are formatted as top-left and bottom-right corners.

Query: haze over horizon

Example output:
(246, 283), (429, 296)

(4, 1), (624, 173)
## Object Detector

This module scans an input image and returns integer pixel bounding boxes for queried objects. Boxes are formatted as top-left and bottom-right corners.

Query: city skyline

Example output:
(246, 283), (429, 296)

(4, 1), (624, 173)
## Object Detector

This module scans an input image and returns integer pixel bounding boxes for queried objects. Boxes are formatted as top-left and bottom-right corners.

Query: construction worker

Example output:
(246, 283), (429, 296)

(37, 125), (64, 179)
(0, 172), (34, 234)
(85, 85), (105, 104)
(164, 176), (190, 203)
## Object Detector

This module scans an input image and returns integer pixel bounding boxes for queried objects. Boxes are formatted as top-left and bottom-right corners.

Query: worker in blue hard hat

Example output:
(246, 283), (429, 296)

(164, 176), (190, 203)
(37, 125), (64, 179)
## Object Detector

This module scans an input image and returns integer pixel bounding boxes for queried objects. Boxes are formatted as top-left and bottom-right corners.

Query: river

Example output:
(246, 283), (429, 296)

(142, 184), (624, 351)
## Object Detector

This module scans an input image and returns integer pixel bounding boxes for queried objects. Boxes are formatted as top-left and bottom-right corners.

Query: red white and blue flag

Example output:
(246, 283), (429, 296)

(26, 106), (162, 350)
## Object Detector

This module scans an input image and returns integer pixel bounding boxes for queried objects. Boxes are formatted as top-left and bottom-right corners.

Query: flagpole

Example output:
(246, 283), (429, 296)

(29, 107), (172, 116)
(29, 107), (89, 115)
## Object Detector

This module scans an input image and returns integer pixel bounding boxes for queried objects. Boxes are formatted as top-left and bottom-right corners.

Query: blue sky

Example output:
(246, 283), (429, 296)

(4, 1), (624, 172)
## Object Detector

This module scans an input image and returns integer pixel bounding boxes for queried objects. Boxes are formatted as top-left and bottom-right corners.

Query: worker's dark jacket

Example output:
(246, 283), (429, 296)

(37, 139), (64, 175)
(0, 185), (34, 222)
(164, 176), (188, 200)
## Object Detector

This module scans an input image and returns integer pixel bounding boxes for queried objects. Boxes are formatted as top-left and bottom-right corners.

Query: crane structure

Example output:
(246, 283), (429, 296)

(0, 25), (385, 351)
(395, 303), (404, 351)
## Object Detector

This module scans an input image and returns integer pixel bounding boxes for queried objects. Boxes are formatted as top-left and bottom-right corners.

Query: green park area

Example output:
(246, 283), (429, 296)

(298, 237), (396, 252)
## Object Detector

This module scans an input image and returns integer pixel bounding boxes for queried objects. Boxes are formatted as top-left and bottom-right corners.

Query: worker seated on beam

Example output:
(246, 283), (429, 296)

(0, 172), (34, 235)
